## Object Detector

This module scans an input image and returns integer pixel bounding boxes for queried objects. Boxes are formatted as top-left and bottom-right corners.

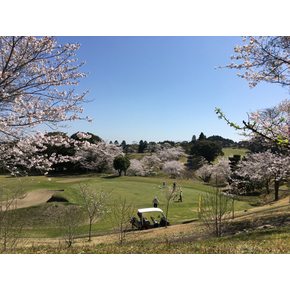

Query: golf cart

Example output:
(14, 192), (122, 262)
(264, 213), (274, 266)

(130, 207), (169, 230)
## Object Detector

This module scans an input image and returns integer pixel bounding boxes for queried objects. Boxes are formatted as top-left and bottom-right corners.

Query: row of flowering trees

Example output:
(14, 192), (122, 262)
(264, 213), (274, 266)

(0, 131), (124, 175)
(127, 146), (186, 177)
(195, 151), (290, 201)
(230, 152), (290, 201)
(209, 36), (290, 202)
(0, 131), (190, 178)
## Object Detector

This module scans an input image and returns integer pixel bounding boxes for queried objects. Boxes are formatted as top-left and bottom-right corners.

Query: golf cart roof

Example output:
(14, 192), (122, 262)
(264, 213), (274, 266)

(137, 208), (164, 214)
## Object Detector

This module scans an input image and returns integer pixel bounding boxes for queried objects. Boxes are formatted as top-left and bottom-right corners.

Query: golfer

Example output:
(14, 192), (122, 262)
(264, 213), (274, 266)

(152, 196), (159, 208)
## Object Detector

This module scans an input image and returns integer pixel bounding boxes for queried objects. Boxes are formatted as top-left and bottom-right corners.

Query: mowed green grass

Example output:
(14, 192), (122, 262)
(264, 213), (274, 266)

(0, 174), (253, 238)
(222, 147), (249, 158)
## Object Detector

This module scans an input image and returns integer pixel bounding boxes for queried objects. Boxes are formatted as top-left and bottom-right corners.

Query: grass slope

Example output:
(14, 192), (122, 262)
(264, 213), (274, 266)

(12, 200), (290, 253)
(0, 174), (252, 238)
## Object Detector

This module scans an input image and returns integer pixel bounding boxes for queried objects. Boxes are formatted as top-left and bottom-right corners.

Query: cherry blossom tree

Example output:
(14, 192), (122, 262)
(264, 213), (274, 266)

(156, 146), (185, 162)
(195, 163), (212, 183)
(127, 159), (145, 176)
(75, 141), (123, 173)
(245, 100), (289, 149)
(141, 154), (161, 175)
(162, 160), (185, 178)
(0, 132), (77, 175)
(0, 36), (88, 140)
(216, 100), (289, 149)
(0, 132), (122, 176)
(79, 184), (108, 242)
(195, 158), (231, 185)
(226, 36), (290, 88)
(232, 151), (290, 200)
(110, 197), (134, 245)
(216, 36), (290, 149)
(0, 37), (90, 174)
(210, 158), (231, 186)
(71, 131), (101, 143)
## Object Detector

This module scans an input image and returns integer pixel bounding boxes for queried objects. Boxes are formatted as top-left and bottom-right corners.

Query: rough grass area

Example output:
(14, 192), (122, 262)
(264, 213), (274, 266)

(8, 198), (290, 254)
(10, 225), (290, 254)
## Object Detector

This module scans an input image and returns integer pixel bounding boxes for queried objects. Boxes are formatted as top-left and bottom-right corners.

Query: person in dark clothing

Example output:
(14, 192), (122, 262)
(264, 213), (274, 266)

(173, 182), (176, 192)
(137, 211), (143, 228)
(152, 196), (159, 208)
(178, 190), (183, 202)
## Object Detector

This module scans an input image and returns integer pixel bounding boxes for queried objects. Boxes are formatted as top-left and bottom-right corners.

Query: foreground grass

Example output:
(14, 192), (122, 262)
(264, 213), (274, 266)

(11, 225), (290, 254)
(3, 195), (290, 254)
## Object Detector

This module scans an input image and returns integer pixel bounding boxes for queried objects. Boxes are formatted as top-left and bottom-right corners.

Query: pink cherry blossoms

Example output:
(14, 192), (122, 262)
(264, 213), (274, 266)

(0, 36), (87, 140)
(228, 36), (290, 88)
(0, 132), (124, 175)
(246, 99), (290, 148)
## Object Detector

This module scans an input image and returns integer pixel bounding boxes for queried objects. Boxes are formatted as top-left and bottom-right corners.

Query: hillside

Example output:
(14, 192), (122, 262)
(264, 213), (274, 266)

(11, 196), (290, 254)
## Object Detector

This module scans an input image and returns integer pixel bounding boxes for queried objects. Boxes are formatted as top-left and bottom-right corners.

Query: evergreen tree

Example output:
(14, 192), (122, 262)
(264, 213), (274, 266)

(191, 140), (223, 163)
(198, 132), (207, 141)
(138, 140), (148, 153)
(191, 135), (197, 142)
(121, 140), (128, 153)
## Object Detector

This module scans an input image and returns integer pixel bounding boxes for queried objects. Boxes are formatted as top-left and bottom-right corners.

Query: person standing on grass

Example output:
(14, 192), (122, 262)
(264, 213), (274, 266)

(173, 182), (176, 192)
(152, 196), (159, 208)
(178, 190), (183, 202)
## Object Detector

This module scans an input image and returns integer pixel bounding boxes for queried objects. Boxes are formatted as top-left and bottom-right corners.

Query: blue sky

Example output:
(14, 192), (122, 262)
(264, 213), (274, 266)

(57, 36), (288, 143)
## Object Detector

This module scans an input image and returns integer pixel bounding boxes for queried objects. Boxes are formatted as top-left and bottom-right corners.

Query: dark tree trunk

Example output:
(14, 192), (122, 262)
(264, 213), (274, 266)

(88, 219), (92, 241)
(165, 202), (170, 228)
(265, 180), (270, 195)
(215, 191), (218, 237)
(232, 198), (235, 219)
(274, 180), (280, 201)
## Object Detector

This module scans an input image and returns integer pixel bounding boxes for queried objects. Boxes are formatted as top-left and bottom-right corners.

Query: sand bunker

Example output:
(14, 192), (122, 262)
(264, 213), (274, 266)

(1, 190), (56, 210)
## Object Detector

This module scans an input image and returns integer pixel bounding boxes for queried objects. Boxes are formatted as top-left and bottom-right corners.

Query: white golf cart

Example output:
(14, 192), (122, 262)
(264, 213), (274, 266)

(130, 207), (169, 230)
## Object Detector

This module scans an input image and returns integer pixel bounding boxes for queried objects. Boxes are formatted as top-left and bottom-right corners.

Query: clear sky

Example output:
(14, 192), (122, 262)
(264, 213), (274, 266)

(57, 36), (288, 143)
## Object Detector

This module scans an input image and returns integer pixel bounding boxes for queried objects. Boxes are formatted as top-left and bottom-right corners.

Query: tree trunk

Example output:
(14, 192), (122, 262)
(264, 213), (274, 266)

(215, 190), (218, 237)
(88, 219), (92, 241)
(165, 202), (169, 228)
(265, 180), (270, 195)
(274, 180), (280, 201)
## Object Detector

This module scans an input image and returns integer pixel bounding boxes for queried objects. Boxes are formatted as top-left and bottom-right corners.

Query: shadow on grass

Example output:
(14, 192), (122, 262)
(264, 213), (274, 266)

(47, 195), (69, 203)
(102, 175), (120, 179)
